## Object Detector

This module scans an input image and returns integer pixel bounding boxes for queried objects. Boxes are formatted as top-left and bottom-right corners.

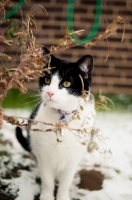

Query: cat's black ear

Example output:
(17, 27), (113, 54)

(42, 46), (50, 63)
(43, 46), (50, 54)
(77, 55), (94, 79)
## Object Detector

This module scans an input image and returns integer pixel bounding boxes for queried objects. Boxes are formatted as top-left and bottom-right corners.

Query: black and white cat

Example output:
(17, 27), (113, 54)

(16, 47), (96, 200)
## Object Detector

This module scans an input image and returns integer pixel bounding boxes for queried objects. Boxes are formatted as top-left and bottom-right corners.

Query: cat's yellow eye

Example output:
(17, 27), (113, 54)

(63, 81), (71, 88)
(44, 77), (51, 85)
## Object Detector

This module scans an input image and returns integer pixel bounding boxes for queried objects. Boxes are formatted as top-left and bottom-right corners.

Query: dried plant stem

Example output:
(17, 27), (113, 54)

(104, 38), (110, 62)
(79, 74), (84, 91)
(15, 115), (54, 127)
(49, 44), (79, 57)
(79, 74), (89, 99)
(0, 61), (25, 100)
(0, 0), (10, 13)
(48, 16), (125, 62)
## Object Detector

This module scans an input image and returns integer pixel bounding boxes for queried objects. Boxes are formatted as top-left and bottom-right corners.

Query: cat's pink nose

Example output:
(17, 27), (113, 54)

(47, 91), (54, 98)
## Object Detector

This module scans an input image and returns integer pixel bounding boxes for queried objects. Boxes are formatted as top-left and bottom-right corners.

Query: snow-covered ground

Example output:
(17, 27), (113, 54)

(0, 109), (132, 200)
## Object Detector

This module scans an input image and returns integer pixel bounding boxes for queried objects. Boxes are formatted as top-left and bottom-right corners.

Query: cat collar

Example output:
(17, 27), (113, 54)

(58, 109), (77, 136)
(58, 109), (77, 122)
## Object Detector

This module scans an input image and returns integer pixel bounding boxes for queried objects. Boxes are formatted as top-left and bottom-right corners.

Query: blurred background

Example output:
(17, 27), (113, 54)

(0, 0), (132, 110)
(0, 1), (132, 199)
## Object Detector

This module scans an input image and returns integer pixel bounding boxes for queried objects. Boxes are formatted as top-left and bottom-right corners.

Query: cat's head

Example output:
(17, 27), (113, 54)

(39, 47), (94, 112)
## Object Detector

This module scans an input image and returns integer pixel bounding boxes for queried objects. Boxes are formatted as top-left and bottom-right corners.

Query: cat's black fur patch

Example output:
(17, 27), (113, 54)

(16, 102), (41, 152)
(16, 126), (31, 152)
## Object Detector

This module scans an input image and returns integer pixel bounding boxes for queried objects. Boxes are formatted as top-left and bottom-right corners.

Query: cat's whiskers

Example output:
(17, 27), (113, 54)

(19, 95), (41, 110)
(29, 99), (43, 110)
(22, 98), (41, 105)
(19, 94), (40, 101)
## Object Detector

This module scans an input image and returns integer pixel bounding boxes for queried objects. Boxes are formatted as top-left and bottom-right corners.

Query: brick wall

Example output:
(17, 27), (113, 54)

(2, 0), (132, 94)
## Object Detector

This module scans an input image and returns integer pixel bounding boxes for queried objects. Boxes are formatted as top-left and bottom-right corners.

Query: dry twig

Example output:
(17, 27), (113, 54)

(95, 90), (115, 111)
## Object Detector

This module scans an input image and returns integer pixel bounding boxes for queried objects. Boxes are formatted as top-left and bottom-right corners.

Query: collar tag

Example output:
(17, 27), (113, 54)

(60, 114), (66, 122)
(60, 128), (64, 136)
(59, 114), (66, 136)
(58, 109), (77, 137)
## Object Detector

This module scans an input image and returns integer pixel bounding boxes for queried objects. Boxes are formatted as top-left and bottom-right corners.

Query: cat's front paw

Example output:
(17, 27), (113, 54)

(40, 193), (54, 200)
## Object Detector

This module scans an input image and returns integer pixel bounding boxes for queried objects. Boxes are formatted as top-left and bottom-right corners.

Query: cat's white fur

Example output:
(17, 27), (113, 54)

(30, 74), (95, 200)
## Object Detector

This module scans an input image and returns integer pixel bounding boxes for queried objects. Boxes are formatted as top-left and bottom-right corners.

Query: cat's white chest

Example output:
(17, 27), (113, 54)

(30, 100), (95, 183)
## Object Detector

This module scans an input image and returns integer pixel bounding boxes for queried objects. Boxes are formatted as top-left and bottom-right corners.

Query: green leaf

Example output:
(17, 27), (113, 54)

(77, 114), (81, 120)
(80, 105), (83, 110)
(83, 129), (87, 133)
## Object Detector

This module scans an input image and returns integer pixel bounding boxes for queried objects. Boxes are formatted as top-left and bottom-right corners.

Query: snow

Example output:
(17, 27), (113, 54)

(0, 109), (132, 200)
